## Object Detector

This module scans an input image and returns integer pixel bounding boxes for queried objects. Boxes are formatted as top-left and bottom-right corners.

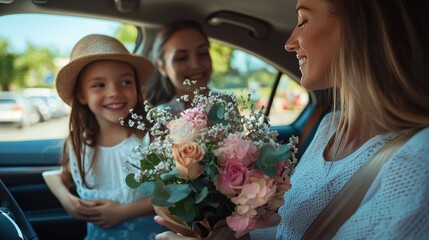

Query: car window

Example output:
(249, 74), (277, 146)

(0, 13), (309, 144)
(0, 13), (138, 142)
(208, 42), (309, 126)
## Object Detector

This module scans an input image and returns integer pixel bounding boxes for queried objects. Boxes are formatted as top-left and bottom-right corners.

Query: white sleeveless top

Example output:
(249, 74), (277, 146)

(252, 113), (429, 239)
(69, 134), (166, 240)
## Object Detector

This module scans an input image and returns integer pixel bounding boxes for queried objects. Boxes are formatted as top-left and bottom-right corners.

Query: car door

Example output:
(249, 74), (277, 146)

(0, 139), (85, 240)
(0, 13), (140, 239)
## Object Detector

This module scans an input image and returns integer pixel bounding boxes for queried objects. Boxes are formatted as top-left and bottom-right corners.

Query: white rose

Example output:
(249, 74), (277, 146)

(167, 118), (199, 144)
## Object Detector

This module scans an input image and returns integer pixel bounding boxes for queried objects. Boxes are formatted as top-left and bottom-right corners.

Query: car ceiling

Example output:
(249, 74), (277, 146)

(0, 0), (300, 78)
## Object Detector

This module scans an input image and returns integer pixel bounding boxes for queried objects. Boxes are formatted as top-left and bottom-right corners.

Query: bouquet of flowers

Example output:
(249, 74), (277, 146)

(123, 80), (298, 238)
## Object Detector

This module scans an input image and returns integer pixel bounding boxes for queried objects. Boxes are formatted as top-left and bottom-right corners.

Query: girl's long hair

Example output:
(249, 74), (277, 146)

(61, 62), (150, 189)
(326, 0), (429, 138)
(144, 20), (209, 106)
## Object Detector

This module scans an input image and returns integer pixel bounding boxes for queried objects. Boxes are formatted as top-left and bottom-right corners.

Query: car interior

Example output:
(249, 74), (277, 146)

(0, 0), (331, 239)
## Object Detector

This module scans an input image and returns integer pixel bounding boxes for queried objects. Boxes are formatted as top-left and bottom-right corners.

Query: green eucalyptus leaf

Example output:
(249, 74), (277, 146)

(152, 198), (173, 207)
(175, 206), (196, 222)
(152, 180), (173, 207)
(169, 198), (197, 223)
(181, 195), (196, 211)
(151, 181), (192, 207)
(255, 144), (291, 177)
(138, 181), (155, 197)
(160, 168), (179, 181)
(166, 184), (192, 203)
(141, 153), (161, 170)
(208, 103), (227, 125)
(204, 163), (218, 181)
(195, 186), (208, 204)
(191, 178), (207, 192)
(201, 153), (218, 181)
(125, 173), (141, 189)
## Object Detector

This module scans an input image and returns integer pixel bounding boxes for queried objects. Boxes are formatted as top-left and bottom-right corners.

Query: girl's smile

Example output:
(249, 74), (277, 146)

(77, 60), (138, 129)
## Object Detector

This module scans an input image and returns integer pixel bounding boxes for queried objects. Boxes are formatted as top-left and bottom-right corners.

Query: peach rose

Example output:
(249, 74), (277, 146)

(172, 142), (204, 180)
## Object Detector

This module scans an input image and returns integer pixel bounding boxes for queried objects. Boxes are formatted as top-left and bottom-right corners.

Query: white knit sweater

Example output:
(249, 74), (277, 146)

(252, 113), (429, 239)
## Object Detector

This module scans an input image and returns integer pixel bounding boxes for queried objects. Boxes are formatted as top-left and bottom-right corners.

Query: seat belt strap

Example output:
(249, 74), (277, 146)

(302, 131), (416, 240)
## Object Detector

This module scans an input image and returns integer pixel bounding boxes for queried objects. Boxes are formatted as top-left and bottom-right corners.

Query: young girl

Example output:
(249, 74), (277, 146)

(43, 34), (166, 239)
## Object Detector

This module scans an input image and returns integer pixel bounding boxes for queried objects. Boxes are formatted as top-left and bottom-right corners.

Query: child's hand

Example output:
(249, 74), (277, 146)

(87, 199), (124, 228)
(64, 194), (97, 221)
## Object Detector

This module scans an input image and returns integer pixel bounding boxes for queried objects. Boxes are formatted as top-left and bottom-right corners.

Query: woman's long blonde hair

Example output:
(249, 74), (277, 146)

(326, 0), (429, 137)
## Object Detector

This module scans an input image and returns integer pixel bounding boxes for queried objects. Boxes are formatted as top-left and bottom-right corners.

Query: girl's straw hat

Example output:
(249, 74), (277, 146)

(56, 34), (154, 105)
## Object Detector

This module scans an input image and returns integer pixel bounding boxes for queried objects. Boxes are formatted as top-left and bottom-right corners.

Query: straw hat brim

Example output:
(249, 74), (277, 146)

(56, 53), (153, 105)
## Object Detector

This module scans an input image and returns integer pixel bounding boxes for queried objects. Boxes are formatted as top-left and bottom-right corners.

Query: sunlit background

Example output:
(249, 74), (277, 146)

(0, 14), (308, 141)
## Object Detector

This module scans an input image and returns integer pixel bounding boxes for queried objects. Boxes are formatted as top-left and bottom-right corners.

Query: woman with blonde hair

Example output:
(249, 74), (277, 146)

(155, 0), (429, 239)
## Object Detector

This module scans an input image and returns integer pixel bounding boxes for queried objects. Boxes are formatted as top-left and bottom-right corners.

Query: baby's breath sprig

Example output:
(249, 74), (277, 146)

(288, 135), (299, 164)
(120, 108), (147, 131)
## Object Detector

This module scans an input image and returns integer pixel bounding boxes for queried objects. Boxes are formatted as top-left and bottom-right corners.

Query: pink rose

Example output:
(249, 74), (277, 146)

(213, 133), (258, 167)
(167, 118), (198, 144)
(226, 211), (257, 238)
(180, 107), (207, 130)
(172, 142), (204, 180)
(215, 158), (249, 196)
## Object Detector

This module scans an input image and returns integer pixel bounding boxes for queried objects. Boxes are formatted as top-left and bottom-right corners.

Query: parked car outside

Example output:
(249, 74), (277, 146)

(23, 88), (70, 119)
(27, 96), (52, 122)
(0, 91), (40, 128)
